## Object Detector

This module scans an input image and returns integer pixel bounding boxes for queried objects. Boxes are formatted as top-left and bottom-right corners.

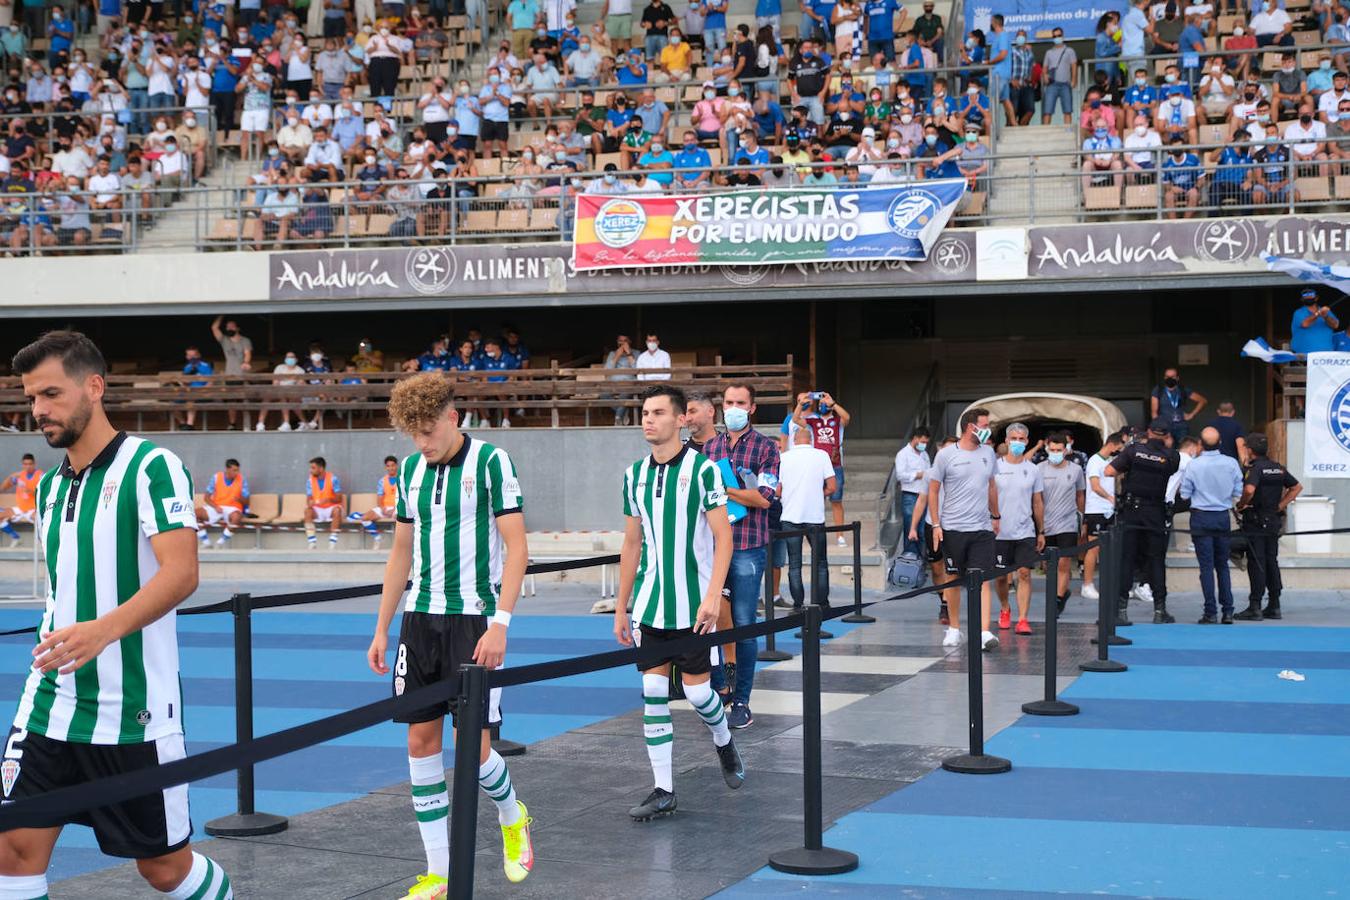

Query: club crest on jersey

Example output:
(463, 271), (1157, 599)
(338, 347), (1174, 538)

(135, 709), (152, 726)
(1, 760), (18, 798)
(679, 476), (690, 491)
(101, 480), (118, 506)
(462, 477), (476, 497)
(394, 676), (406, 696)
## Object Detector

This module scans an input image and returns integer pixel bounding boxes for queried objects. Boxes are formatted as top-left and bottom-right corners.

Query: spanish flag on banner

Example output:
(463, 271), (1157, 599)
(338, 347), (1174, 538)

(570, 181), (966, 271)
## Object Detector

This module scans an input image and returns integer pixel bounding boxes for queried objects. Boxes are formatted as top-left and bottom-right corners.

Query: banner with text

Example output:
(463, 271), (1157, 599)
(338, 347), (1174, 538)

(967, 1), (1128, 42)
(1305, 352), (1350, 478)
(571, 181), (967, 271)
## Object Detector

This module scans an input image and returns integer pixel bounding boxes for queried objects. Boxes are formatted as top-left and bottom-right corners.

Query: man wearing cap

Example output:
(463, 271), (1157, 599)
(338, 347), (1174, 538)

(1236, 432), (1302, 621)
(1105, 418), (1180, 624)
(1180, 427), (1244, 624)
(585, 162), (629, 193)
(1290, 288), (1341, 355)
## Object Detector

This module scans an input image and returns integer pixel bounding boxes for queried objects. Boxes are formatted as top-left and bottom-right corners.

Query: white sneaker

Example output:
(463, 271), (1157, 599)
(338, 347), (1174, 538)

(254, 422), (266, 432)
(981, 630), (1000, 651)
(1135, 583), (1154, 604)
(942, 627), (962, 648)
(1081, 582), (1099, 601)
(836, 535), (847, 547)
(372, 535), (383, 547)
(278, 421), (293, 432)
(197, 530), (209, 543)
(215, 535), (231, 547)
(590, 597), (617, 614)
(501, 418), (511, 428)
(9, 536), (21, 548)
(307, 538), (317, 550)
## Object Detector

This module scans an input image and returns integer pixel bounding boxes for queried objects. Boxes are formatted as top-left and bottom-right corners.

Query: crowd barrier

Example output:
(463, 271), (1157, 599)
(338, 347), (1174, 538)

(3, 517), (1341, 895)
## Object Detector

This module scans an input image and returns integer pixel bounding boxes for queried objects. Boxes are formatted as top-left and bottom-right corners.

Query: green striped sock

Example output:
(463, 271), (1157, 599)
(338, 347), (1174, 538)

(684, 680), (731, 748)
(478, 749), (521, 825)
(410, 753), (450, 878)
(642, 673), (674, 791)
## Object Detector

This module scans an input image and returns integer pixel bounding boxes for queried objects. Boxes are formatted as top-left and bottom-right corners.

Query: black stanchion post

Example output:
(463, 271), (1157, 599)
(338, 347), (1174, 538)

(1090, 522), (1133, 647)
(449, 665), (487, 900)
(759, 536), (792, 662)
(205, 594), (289, 837)
(841, 521), (875, 624)
(1082, 529), (1128, 673)
(795, 527), (835, 640)
(942, 571), (1012, 774)
(768, 604), (859, 876)
(1022, 547), (1079, 717)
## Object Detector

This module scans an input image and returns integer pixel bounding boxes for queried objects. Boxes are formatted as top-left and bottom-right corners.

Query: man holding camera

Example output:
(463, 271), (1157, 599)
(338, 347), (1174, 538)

(791, 391), (851, 545)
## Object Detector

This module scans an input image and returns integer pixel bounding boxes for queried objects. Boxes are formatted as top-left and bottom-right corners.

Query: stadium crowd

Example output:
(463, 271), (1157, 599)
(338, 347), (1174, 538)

(2, 0), (1347, 251)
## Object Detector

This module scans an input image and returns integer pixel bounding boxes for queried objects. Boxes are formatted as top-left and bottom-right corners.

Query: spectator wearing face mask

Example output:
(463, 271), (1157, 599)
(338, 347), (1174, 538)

(586, 161), (628, 193)
(1250, 0), (1294, 46)
(636, 333), (671, 381)
(1286, 103), (1330, 172)
(1161, 136), (1205, 218)
(364, 23), (403, 98)
(236, 58), (274, 161)
(257, 350), (306, 431)
(174, 346), (213, 430)
(1155, 87), (1197, 144)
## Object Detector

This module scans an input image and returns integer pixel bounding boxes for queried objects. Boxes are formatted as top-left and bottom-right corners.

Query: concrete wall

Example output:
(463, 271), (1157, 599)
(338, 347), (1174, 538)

(0, 429), (650, 532)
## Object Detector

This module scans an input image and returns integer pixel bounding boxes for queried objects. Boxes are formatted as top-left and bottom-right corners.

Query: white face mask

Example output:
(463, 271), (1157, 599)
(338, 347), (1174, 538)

(900, 113), (913, 124)
(647, 341), (659, 352)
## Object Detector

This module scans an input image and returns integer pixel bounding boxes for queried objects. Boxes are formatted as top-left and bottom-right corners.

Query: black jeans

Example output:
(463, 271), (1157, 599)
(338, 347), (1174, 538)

(782, 520), (829, 608)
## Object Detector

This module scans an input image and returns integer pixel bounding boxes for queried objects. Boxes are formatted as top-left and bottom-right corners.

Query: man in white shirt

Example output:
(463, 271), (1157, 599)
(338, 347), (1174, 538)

(86, 157), (123, 227)
(1285, 103), (1329, 170)
(304, 125), (344, 181)
(777, 427), (837, 609)
(50, 139), (94, 180)
(1122, 114), (1162, 179)
(635, 333), (672, 380)
(417, 79), (454, 143)
(525, 53), (563, 117)
(1249, 0), (1293, 47)
(301, 93), (334, 131)
(1318, 70), (1350, 121)
(566, 40), (603, 86)
(154, 137), (187, 191)
(276, 114), (314, 162)
(893, 427), (931, 557)
(1081, 429), (1126, 600)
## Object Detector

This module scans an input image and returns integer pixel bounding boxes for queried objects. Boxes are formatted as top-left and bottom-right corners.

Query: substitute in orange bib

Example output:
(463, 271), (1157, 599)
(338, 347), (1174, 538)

(0, 453), (42, 547)
(303, 456), (346, 549)
(195, 457), (250, 548)
(348, 455), (400, 547)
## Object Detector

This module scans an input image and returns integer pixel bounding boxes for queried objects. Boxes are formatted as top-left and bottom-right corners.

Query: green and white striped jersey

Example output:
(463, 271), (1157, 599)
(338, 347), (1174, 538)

(396, 437), (523, 616)
(15, 433), (196, 745)
(622, 447), (726, 630)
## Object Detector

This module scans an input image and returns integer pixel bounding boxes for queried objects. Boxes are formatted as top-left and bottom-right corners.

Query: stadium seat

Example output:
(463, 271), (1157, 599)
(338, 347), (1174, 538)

(1334, 175), (1350, 199)
(529, 206), (559, 231)
(497, 207), (529, 231)
(272, 493), (308, 526)
(243, 493), (279, 524)
(1201, 123), (1226, 145)
(1084, 185), (1122, 210)
(1296, 176), (1331, 202)
(348, 493), (378, 519)
(1124, 184), (1159, 209)
(1293, 29), (1319, 47)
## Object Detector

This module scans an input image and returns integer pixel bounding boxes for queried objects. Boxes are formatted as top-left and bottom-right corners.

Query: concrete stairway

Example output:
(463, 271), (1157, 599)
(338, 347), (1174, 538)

(987, 122), (1080, 225)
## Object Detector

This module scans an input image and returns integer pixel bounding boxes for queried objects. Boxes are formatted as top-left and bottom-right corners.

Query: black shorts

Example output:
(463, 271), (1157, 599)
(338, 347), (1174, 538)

(925, 534), (944, 565)
(634, 624), (713, 676)
(481, 119), (509, 142)
(995, 537), (1038, 570)
(452, 134), (479, 152)
(392, 611), (502, 727)
(1046, 531), (1080, 550)
(1084, 513), (1112, 536)
(2, 726), (191, 859)
(941, 529), (996, 575)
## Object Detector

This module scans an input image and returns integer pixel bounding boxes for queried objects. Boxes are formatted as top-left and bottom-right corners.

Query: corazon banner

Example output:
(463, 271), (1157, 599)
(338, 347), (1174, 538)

(1304, 352), (1350, 478)
(571, 180), (967, 271)
(967, 1), (1128, 41)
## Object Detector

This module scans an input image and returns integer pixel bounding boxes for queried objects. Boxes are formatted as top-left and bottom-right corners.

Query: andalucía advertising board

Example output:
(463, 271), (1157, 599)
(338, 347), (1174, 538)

(570, 181), (967, 271)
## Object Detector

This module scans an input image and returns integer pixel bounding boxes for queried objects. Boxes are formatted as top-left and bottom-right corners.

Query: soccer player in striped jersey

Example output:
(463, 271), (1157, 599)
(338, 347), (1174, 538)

(615, 385), (744, 821)
(0, 332), (233, 900)
(367, 374), (533, 898)
(0, 453), (43, 547)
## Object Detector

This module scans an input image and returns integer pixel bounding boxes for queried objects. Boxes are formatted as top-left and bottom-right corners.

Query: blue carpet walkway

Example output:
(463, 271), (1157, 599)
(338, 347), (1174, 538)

(720, 625), (1350, 899)
(0, 606), (843, 884)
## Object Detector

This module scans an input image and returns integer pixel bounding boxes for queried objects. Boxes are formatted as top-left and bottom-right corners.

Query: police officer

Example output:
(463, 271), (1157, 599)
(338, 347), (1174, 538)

(1104, 418), (1181, 624)
(1235, 433), (1302, 621)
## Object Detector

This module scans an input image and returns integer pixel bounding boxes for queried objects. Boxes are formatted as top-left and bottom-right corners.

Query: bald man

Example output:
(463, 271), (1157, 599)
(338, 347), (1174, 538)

(1179, 426), (1244, 624)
